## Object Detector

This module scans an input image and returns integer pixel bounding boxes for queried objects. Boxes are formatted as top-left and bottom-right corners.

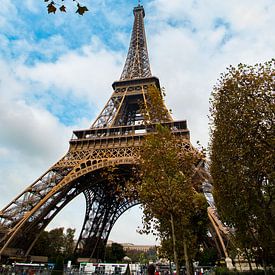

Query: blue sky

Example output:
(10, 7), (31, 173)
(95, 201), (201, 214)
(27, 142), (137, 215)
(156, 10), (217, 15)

(0, 0), (274, 245)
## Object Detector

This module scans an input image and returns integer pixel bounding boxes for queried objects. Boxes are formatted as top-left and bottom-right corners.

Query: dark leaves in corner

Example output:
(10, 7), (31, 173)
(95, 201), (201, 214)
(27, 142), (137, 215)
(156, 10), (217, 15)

(76, 3), (89, 15)
(47, 2), (57, 14)
(44, 1), (89, 15)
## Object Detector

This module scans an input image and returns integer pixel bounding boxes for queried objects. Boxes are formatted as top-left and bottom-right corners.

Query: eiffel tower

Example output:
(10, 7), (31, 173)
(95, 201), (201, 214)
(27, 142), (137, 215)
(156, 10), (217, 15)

(0, 4), (231, 263)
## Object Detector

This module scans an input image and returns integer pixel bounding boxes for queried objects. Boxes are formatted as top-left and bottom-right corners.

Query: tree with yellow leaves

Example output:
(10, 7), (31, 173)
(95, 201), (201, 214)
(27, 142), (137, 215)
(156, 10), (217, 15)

(138, 86), (208, 275)
(210, 59), (275, 270)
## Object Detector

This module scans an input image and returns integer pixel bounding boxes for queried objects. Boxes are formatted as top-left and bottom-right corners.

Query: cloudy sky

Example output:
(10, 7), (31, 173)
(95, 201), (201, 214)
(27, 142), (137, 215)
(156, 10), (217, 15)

(0, 0), (274, 245)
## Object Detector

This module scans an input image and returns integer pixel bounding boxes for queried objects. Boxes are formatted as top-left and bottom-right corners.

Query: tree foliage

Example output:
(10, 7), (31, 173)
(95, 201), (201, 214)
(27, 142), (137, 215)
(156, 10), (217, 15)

(209, 59), (275, 267)
(31, 227), (76, 263)
(138, 85), (209, 275)
(105, 243), (125, 263)
(44, 0), (89, 15)
(125, 247), (157, 263)
(141, 85), (172, 124)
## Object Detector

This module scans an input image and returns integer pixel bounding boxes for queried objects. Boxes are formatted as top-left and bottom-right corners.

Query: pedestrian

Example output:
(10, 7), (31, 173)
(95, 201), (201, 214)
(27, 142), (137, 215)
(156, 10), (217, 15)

(147, 264), (155, 275)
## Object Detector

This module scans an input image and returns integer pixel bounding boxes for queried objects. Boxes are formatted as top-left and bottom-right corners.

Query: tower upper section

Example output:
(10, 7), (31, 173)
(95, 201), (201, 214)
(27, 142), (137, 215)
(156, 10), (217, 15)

(70, 4), (188, 138)
(120, 5), (152, 80)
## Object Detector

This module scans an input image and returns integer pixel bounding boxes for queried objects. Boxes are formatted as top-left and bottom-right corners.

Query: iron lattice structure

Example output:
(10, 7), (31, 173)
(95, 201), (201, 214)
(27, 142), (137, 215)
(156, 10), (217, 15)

(120, 6), (152, 81)
(0, 5), (230, 261)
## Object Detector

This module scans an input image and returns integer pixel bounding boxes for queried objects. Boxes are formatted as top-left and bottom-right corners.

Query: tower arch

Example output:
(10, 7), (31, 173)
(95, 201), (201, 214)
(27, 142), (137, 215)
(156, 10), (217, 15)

(0, 5), (189, 257)
(0, 4), (230, 262)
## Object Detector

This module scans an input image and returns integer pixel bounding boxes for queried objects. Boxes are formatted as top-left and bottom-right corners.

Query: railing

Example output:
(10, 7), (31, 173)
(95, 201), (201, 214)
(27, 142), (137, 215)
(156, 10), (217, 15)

(70, 120), (188, 143)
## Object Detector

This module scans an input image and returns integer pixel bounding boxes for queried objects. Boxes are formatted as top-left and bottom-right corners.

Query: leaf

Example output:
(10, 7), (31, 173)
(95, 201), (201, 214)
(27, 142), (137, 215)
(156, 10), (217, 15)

(76, 3), (89, 15)
(47, 2), (57, 14)
(59, 5), (66, 12)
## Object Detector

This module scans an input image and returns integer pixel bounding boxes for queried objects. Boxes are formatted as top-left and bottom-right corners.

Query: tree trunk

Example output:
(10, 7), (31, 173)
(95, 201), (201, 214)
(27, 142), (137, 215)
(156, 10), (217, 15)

(170, 213), (180, 275)
(183, 240), (191, 275)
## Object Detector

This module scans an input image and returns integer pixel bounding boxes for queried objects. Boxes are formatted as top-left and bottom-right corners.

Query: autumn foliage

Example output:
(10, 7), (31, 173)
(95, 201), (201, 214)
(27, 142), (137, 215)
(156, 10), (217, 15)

(210, 59), (275, 268)
(138, 85), (208, 275)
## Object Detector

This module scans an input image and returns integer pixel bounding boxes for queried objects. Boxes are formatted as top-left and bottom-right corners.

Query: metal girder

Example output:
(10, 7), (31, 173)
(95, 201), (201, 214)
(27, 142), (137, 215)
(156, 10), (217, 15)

(75, 172), (139, 258)
(65, 164), (140, 257)
(0, 146), (140, 257)
(120, 5), (152, 80)
(0, 4), (232, 263)
(91, 82), (172, 129)
(0, 128), (190, 258)
(201, 162), (233, 258)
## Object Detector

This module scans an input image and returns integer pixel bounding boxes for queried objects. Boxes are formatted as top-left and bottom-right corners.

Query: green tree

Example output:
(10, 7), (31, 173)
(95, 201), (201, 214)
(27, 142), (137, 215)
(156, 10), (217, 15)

(105, 242), (125, 262)
(125, 248), (157, 263)
(31, 227), (76, 264)
(196, 247), (219, 266)
(63, 228), (76, 260)
(30, 230), (50, 256)
(124, 249), (141, 263)
(138, 85), (208, 275)
(48, 227), (65, 260)
(209, 59), (275, 269)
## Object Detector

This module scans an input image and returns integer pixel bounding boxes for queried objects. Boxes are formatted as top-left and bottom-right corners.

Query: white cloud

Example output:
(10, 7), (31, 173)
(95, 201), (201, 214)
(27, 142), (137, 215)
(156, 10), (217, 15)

(0, 59), (73, 207)
(17, 37), (123, 108)
(0, 147), (9, 157)
(148, 0), (275, 147)
(0, 61), (71, 156)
